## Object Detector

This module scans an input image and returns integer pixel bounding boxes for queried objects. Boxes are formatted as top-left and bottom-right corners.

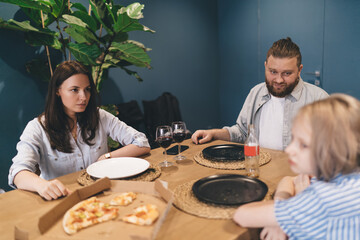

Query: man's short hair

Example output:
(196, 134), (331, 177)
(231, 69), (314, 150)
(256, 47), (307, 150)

(266, 37), (302, 68)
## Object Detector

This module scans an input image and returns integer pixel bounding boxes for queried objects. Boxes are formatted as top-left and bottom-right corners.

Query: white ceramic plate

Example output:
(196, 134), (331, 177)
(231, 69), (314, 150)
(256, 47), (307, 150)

(86, 157), (150, 179)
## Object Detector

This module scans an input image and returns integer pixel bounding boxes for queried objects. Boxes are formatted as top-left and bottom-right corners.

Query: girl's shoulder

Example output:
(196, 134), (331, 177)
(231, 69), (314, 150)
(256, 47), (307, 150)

(310, 173), (360, 194)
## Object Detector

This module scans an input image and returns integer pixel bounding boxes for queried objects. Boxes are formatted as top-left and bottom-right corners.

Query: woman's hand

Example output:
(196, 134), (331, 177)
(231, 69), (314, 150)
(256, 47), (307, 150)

(14, 170), (71, 201)
(36, 179), (71, 201)
(260, 226), (288, 240)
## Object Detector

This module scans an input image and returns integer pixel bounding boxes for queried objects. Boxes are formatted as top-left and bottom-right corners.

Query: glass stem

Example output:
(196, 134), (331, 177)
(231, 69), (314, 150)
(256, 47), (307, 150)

(164, 148), (168, 162)
(178, 144), (181, 156)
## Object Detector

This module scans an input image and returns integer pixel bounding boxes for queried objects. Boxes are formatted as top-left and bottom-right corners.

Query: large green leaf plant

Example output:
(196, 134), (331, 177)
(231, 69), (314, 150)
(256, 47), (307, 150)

(0, 0), (154, 92)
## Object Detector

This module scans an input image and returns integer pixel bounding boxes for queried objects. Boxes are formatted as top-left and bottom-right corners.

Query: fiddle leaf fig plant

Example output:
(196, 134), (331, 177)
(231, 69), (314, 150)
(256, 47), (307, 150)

(0, 0), (154, 92)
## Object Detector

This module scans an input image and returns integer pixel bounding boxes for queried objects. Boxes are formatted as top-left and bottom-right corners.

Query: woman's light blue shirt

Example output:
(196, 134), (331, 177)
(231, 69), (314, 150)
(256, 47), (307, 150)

(8, 109), (150, 188)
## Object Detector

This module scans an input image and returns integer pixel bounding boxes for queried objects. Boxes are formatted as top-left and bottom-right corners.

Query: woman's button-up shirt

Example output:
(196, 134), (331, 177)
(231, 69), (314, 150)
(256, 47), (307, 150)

(8, 109), (150, 188)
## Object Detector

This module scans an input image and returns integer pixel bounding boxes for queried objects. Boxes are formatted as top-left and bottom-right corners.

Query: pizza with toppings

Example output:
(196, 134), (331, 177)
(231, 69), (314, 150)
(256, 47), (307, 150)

(63, 196), (118, 234)
(122, 204), (159, 226)
(110, 192), (137, 206)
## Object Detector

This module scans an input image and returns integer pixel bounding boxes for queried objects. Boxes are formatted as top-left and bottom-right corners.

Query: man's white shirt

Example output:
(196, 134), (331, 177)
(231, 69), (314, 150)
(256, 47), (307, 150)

(259, 94), (285, 150)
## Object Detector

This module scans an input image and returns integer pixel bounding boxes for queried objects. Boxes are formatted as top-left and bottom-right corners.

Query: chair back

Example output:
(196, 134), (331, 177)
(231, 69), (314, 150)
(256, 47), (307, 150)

(142, 92), (182, 148)
(116, 100), (144, 131)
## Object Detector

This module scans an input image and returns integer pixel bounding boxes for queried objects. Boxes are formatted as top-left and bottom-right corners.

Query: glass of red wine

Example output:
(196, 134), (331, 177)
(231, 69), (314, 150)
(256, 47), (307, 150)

(156, 125), (174, 167)
(171, 121), (187, 160)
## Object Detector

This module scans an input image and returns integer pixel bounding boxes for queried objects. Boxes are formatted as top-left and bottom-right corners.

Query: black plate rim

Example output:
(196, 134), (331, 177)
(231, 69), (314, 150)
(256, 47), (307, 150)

(202, 144), (245, 161)
(192, 174), (268, 205)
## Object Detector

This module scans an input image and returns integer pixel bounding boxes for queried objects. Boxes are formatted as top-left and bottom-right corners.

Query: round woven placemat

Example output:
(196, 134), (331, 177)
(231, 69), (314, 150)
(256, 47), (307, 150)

(77, 164), (162, 186)
(193, 149), (271, 170)
(173, 180), (273, 219)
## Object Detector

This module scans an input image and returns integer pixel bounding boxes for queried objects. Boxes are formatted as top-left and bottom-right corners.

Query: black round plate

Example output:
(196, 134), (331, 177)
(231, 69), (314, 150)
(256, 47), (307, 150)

(192, 174), (268, 205)
(202, 144), (244, 161)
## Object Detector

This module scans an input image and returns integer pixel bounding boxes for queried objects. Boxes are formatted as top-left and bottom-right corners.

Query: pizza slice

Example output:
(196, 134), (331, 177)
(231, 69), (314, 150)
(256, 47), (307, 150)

(63, 196), (118, 234)
(110, 192), (137, 206)
(122, 204), (159, 226)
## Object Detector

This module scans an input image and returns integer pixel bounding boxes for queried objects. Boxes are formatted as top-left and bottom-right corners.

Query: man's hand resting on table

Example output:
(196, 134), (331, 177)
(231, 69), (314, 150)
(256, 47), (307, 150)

(191, 130), (215, 144)
(191, 129), (230, 144)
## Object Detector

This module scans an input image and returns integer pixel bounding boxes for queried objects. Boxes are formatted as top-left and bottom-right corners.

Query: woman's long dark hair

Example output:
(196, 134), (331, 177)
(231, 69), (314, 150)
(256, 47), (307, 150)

(39, 61), (99, 153)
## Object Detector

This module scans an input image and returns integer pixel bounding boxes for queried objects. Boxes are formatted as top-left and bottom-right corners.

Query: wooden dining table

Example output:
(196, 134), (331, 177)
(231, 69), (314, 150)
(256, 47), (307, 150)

(0, 139), (295, 240)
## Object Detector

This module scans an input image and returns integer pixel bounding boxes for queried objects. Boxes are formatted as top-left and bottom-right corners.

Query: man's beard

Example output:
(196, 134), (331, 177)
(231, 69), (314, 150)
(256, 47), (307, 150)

(265, 77), (299, 98)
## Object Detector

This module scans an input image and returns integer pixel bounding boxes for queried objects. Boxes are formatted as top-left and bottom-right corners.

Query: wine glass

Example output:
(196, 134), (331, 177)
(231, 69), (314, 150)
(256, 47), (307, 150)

(171, 121), (187, 160)
(156, 125), (174, 167)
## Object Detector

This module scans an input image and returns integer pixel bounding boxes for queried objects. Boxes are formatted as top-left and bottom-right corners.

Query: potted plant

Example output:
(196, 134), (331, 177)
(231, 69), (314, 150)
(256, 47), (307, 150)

(0, 0), (154, 92)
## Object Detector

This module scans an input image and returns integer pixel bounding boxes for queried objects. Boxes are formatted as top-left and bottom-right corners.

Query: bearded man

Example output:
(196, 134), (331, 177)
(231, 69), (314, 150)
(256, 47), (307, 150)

(192, 37), (328, 150)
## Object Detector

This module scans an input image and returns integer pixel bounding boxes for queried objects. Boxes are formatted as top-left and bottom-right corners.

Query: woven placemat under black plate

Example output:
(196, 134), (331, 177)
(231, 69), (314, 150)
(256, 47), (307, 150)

(193, 149), (271, 170)
(173, 180), (273, 219)
(77, 164), (161, 186)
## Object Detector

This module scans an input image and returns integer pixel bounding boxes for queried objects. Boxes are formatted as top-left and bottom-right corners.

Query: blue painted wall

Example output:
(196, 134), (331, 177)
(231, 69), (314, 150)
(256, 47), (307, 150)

(0, 3), (50, 191)
(217, 0), (360, 126)
(218, 0), (259, 127)
(323, 0), (360, 96)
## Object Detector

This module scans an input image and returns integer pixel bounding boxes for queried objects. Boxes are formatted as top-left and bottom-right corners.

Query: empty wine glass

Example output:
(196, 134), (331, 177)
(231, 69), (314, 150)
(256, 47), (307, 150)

(172, 121), (187, 160)
(156, 125), (174, 167)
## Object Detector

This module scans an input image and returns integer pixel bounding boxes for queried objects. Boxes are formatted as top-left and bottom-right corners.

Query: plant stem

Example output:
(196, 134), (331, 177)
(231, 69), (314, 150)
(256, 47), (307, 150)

(68, 0), (71, 60)
(94, 33), (116, 91)
(99, 25), (103, 38)
(88, 4), (102, 90)
(87, 4), (113, 90)
(40, 10), (53, 77)
(56, 19), (67, 60)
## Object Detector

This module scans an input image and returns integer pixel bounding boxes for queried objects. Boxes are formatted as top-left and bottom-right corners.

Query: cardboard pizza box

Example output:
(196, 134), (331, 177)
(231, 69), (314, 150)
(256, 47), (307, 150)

(15, 178), (173, 240)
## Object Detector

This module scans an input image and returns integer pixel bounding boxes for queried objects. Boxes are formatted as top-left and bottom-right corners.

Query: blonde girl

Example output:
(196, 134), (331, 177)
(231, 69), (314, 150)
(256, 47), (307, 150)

(233, 94), (360, 239)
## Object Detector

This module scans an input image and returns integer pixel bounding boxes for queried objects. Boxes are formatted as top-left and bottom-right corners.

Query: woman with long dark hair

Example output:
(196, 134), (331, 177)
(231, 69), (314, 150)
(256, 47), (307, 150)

(9, 61), (150, 200)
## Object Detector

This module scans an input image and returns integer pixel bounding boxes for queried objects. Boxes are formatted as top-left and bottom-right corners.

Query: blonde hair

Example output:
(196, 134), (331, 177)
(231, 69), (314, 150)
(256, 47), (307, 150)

(295, 94), (360, 181)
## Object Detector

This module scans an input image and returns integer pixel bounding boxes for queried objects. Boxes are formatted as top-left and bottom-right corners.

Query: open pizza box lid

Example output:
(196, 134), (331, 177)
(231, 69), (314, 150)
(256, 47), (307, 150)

(15, 178), (173, 240)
